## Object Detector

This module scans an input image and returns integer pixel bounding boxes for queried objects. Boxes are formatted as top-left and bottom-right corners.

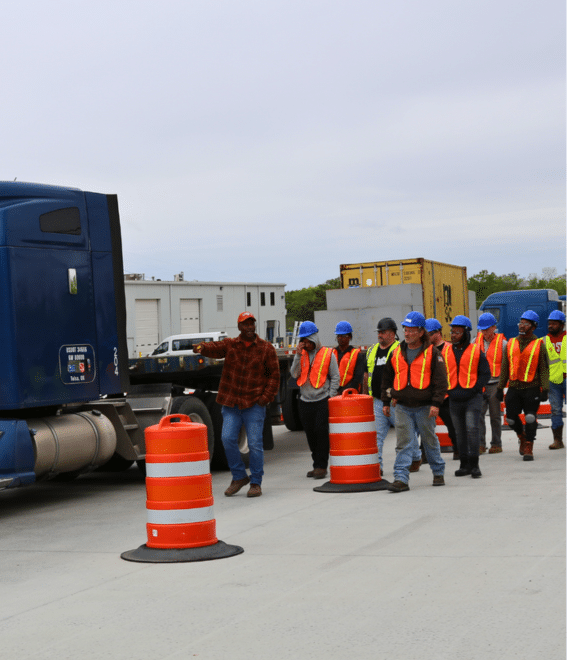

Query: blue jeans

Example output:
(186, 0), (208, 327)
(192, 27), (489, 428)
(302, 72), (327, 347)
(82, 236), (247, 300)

(449, 393), (483, 459)
(373, 398), (421, 473)
(549, 380), (566, 430)
(221, 404), (266, 485)
(393, 404), (445, 484)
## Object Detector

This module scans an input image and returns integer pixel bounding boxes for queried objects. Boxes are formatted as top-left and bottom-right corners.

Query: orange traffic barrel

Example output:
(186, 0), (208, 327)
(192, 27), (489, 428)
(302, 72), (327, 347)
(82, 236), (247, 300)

(435, 417), (453, 452)
(121, 413), (243, 563)
(314, 389), (389, 493)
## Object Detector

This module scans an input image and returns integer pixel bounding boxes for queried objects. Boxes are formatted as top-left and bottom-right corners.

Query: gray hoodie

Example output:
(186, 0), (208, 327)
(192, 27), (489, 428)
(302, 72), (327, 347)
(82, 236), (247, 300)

(290, 333), (340, 402)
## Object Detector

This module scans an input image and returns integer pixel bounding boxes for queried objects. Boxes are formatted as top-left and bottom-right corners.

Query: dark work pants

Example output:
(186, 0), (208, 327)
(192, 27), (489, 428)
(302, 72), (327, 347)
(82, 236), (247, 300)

(439, 397), (457, 449)
(449, 393), (483, 459)
(298, 398), (330, 469)
(505, 386), (540, 442)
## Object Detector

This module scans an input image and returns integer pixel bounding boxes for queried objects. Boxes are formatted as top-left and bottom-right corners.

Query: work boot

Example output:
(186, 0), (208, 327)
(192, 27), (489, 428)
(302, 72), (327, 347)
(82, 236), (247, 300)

(455, 458), (470, 477)
(224, 476), (250, 496)
(479, 445), (486, 454)
(469, 456), (482, 478)
(488, 446), (502, 454)
(312, 468), (327, 479)
(409, 458), (422, 472)
(432, 475), (445, 486)
(518, 432), (528, 456)
(549, 426), (565, 450)
(523, 441), (534, 461)
(247, 483), (262, 497)
(388, 480), (410, 492)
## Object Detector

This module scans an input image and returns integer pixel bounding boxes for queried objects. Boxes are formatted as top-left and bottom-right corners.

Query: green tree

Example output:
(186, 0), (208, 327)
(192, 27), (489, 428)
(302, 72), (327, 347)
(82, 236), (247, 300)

(285, 278), (340, 331)
(469, 269), (566, 307)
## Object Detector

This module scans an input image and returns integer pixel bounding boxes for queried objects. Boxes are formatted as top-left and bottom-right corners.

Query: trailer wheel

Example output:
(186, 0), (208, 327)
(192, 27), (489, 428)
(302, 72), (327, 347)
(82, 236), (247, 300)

(204, 394), (250, 471)
(176, 397), (215, 462)
(282, 389), (303, 431)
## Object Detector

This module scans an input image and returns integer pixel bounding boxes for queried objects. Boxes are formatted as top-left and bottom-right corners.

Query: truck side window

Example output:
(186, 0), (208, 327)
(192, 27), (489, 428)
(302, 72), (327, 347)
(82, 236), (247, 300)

(40, 207), (81, 235)
(482, 308), (500, 321)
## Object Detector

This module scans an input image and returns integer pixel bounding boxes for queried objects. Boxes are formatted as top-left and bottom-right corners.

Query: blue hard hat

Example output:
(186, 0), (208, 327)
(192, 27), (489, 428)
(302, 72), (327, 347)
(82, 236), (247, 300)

(520, 310), (539, 325)
(401, 311), (426, 328)
(425, 318), (442, 332)
(298, 321), (319, 338)
(477, 313), (498, 330)
(335, 320), (353, 335)
(548, 310), (566, 323)
(450, 315), (472, 329)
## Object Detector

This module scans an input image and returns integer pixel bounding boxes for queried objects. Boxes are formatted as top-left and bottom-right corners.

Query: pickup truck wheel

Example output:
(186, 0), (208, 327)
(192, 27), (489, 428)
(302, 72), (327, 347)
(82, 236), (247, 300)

(282, 389), (303, 431)
(176, 397), (215, 463)
(204, 394), (250, 471)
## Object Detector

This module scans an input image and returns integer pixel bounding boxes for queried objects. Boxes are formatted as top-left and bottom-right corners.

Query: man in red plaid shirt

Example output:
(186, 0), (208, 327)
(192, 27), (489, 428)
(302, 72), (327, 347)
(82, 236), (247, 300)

(193, 312), (280, 498)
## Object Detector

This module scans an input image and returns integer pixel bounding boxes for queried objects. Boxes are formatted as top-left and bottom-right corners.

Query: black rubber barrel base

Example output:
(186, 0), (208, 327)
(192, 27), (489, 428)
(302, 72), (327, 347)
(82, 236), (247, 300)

(313, 479), (391, 493)
(121, 540), (244, 563)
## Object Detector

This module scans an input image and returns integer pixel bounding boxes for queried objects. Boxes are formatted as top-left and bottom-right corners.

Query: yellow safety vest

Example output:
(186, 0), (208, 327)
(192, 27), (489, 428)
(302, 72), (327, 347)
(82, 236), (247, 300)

(366, 341), (399, 396)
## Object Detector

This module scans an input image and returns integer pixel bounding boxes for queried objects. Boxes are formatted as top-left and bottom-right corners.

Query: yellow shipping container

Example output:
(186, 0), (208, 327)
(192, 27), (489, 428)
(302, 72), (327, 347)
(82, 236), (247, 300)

(340, 258), (469, 328)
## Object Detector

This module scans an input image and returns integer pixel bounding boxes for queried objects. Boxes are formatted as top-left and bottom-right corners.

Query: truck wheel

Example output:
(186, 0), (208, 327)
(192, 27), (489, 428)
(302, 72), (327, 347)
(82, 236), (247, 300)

(204, 394), (250, 471)
(176, 397), (215, 462)
(282, 389), (303, 431)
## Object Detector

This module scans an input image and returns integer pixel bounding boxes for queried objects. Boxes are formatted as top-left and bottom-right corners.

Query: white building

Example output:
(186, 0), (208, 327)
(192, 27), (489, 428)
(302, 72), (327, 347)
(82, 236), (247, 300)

(124, 274), (286, 357)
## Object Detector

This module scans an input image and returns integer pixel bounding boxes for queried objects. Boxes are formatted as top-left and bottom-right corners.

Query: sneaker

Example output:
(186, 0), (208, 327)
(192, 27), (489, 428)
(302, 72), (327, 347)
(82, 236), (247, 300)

(388, 480), (410, 492)
(224, 476), (250, 497)
(432, 475), (445, 486)
(312, 468), (327, 479)
(247, 483), (262, 497)
(409, 458), (422, 473)
(488, 446), (502, 454)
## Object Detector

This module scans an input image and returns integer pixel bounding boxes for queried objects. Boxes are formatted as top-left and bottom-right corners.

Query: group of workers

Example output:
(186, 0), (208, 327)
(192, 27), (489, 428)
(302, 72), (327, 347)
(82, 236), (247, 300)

(193, 307), (566, 497)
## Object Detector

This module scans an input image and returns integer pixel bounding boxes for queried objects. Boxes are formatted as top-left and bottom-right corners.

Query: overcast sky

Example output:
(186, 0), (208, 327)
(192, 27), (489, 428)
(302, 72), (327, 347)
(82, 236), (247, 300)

(3, 0), (565, 291)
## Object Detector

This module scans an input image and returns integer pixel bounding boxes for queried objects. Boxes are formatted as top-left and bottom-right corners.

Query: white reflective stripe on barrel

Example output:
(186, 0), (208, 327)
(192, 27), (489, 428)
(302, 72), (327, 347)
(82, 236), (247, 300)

(330, 452), (379, 466)
(329, 420), (376, 434)
(147, 506), (215, 525)
(436, 426), (448, 433)
(146, 459), (209, 478)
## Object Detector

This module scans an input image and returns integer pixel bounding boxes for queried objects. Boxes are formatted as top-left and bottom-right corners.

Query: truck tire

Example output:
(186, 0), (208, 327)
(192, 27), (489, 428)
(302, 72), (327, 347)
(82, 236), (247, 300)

(204, 393), (250, 471)
(282, 389), (303, 431)
(176, 397), (215, 462)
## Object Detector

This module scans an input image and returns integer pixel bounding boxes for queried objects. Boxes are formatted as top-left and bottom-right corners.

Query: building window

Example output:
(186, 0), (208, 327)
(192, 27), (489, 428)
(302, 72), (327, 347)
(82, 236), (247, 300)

(260, 292), (265, 306)
(270, 292), (275, 306)
(217, 295), (223, 311)
(247, 292), (251, 307)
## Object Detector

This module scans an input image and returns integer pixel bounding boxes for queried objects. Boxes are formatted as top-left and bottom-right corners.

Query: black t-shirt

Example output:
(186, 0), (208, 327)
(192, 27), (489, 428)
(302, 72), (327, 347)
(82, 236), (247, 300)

(370, 346), (392, 397)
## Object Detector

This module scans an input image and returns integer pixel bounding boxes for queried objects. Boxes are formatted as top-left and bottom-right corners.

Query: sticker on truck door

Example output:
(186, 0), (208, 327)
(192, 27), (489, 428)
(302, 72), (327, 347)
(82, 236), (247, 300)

(59, 344), (96, 384)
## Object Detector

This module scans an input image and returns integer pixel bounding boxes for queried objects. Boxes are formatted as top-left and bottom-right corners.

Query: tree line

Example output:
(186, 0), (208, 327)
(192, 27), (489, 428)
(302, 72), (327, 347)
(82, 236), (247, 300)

(285, 269), (566, 331)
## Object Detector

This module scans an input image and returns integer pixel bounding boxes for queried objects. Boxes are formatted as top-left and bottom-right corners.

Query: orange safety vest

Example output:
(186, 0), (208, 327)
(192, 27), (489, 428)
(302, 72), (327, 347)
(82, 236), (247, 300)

(507, 337), (542, 383)
(391, 345), (433, 390)
(442, 343), (480, 390)
(474, 332), (504, 378)
(297, 347), (333, 388)
(332, 347), (361, 387)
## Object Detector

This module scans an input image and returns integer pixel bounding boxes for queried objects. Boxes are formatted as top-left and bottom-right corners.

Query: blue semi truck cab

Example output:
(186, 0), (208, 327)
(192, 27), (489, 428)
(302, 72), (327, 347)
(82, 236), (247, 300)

(0, 182), (282, 491)
(479, 289), (565, 339)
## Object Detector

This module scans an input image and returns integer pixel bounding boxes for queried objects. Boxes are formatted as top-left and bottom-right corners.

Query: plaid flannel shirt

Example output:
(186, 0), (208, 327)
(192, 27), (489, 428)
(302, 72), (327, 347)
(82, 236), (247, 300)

(198, 335), (280, 409)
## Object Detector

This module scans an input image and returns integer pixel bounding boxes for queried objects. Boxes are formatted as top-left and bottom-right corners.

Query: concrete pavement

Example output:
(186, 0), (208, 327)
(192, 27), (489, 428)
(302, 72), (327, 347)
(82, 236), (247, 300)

(0, 423), (564, 659)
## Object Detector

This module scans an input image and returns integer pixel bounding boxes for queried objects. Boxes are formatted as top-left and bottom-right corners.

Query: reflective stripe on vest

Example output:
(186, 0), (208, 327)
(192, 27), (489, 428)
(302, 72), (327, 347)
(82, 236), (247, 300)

(545, 336), (564, 384)
(333, 347), (361, 387)
(391, 345), (433, 390)
(475, 332), (504, 378)
(297, 347), (332, 388)
(366, 341), (399, 396)
(507, 337), (541, 383)
(441, 343), (480, 390)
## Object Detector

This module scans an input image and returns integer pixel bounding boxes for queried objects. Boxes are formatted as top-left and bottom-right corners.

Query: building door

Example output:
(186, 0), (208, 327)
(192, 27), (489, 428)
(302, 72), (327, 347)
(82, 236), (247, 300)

(135, 299), (160, 356)
(180, 299), (200, 333)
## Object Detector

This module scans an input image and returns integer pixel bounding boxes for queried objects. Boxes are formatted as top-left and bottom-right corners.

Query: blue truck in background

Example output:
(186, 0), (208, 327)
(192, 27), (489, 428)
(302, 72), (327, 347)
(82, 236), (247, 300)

(479, 289), (566, 339)
(0, 181), (289, 491)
